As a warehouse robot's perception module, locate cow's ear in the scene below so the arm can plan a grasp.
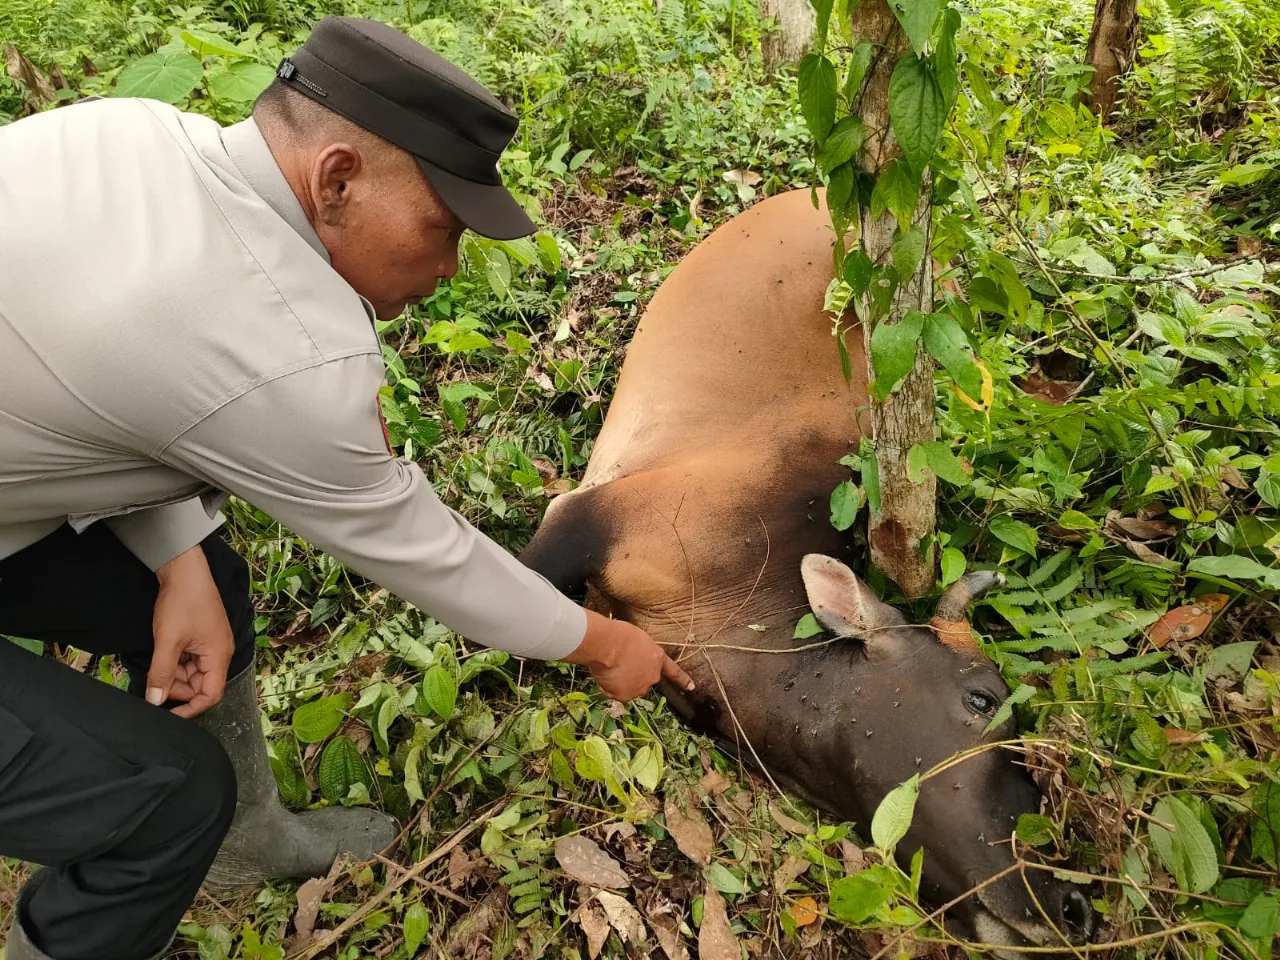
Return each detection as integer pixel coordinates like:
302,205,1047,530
800,555,908,652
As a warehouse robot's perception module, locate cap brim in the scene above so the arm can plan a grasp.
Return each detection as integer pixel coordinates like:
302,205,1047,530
416,157,536,241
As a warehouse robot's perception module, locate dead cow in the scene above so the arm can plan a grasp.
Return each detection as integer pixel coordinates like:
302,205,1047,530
521,190,1096,951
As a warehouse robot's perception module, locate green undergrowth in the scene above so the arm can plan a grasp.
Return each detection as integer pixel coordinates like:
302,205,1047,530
1,0,1278,957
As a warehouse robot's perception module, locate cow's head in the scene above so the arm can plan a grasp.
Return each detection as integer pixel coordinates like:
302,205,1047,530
800,555,1096,953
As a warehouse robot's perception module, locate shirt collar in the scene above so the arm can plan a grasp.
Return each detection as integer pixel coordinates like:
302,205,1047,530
221,117,329,262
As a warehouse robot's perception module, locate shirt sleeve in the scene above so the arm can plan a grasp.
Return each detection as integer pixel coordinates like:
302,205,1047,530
104,497,224,571
158,353,587,661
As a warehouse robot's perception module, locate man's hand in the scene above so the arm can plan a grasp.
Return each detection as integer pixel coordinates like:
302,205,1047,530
562,609,695,702
150,546,236,718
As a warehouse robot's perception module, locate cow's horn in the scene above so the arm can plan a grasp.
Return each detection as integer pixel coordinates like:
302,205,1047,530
930,571,1006,655
935,570,1006,621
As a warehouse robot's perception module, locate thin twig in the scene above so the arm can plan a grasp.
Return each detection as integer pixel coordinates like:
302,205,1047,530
960,136,1202,509
1012,254,1265,285
370,855,472,907
1019,861,1254,907
389,712,517,862
633,488,699,647
1015,835,1088,960
660,636,844,654
1069,327,1141,398
702,654,792,805
699,515,773,650
867,861,1024,960
910,922,1260,958
290,799,504,960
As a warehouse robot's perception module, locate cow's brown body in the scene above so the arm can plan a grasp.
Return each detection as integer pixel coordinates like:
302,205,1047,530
522,191,1095,952
540,190,864,721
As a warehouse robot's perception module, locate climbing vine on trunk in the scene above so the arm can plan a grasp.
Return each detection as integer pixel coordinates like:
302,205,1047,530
797,0,985,598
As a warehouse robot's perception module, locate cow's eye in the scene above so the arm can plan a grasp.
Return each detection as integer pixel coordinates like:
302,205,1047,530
965,690,999,717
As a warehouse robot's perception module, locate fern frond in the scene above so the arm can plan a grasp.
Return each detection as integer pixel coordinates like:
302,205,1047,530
1089,651,1173,677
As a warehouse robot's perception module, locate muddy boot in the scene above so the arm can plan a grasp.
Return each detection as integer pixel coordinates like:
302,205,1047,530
3,883,46,960
3,892,54,960
197,664,399,891
2,916,53,960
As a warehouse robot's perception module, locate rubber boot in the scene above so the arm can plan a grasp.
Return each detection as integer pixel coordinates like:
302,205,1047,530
3,893,54,960
196,664,399,891
3,881,173,960
2,913,52,960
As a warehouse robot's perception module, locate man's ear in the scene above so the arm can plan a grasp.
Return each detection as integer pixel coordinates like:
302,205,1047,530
800,554,909,653
311,143,363,227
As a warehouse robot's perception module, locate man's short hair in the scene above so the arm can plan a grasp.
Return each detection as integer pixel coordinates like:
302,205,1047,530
252,79,309,130
253,80,390,154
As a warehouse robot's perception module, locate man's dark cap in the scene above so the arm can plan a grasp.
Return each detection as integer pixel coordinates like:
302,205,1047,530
276,16,534,240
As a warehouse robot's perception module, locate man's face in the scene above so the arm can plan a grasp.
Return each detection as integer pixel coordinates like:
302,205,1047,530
311,141,465,320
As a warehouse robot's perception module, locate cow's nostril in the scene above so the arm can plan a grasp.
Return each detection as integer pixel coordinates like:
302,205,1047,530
1059,887,1095,942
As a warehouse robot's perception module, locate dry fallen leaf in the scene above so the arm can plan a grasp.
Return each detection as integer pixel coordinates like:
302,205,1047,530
1016,371,1080,405
445,887,507,958
596,890,647,945
664,790,715,866
722,168,763,187
839,839,866,875
1226,677,1271,715
1221,465,1250,490
351,651,390,677
577,895,612,959
1239,236,1263,257
1138,501,1168,521
543,478,575,496
1162,727,1204,744
4,45,56,104
773,854,811,893
291,874,333,945
713,789,751,827
1047,523,1089,543
555,835,629,890
1124,539,1181,568
1107,513,1178,541
1148,603,1215,649
603,822,644,865
337,717,373,756
448,846,482,889
698,770,732,795
789,897,820,927
602,822,637,844
648,904,691,960
768,800,810,836
697,885,738,960
302,741,322,791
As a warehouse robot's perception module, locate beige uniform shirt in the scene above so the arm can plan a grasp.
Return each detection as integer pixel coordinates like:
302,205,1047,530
0,97,585,660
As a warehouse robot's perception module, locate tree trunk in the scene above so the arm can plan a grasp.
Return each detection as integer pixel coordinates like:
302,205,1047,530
1082,0,1139,122
852,0,937,598
760,0,815,70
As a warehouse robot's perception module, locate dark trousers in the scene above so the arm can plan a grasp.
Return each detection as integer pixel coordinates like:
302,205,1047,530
0,523,255,960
